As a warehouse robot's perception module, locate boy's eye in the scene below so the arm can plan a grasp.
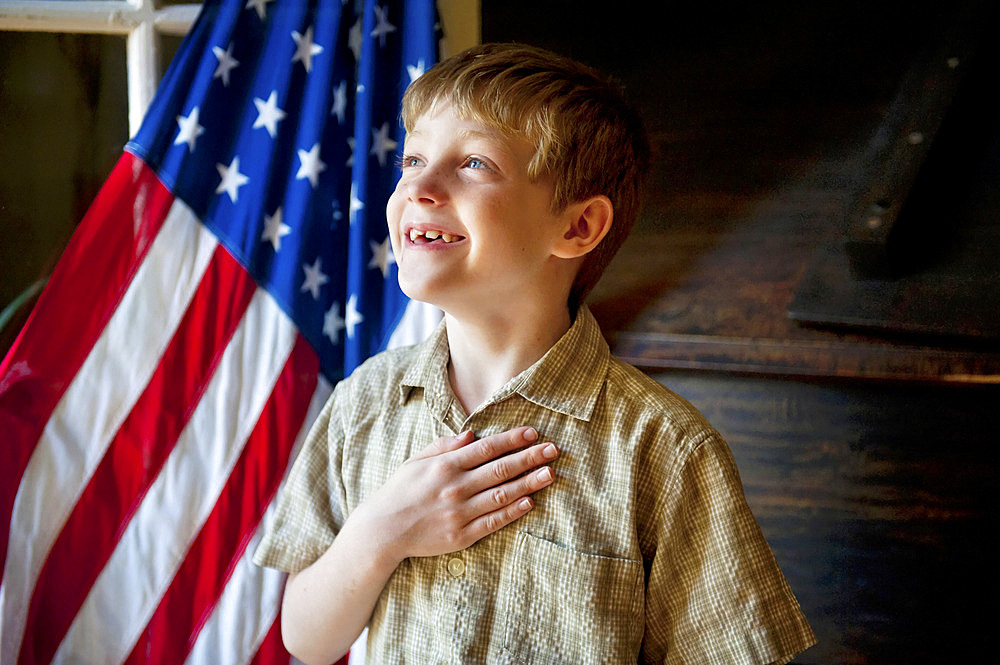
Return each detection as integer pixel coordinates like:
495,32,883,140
464,156,490,170
397,154,423,168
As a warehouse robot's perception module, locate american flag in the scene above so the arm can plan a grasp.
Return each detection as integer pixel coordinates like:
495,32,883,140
0,0,438,663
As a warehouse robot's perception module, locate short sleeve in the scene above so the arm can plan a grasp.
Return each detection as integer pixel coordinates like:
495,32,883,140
642,433,816,665
253,381,350,573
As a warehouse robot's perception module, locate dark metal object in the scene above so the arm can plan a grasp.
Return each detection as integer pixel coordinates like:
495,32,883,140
841,3,981,279
789,0,1000,341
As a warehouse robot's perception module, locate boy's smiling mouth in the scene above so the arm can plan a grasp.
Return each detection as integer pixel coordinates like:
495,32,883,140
407,228,466,244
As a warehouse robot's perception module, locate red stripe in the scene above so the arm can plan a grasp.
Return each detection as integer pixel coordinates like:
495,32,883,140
247,614,287,665
18,246,257,665
247,616,349,665
122,336,318,665
0,153,173,577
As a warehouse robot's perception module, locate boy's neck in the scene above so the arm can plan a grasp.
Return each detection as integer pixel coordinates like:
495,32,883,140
444,303,573,415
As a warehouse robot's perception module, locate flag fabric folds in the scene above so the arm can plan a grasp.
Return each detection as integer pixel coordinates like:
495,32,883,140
0,0,438,663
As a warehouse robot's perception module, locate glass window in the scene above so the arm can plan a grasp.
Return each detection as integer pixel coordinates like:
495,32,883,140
0,1,198,356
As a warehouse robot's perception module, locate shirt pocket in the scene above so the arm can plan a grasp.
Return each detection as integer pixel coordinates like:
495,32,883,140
498,530,644,664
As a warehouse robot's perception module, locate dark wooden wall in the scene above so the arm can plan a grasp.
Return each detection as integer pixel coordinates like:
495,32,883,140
658,372,999,663
482,1,1000,662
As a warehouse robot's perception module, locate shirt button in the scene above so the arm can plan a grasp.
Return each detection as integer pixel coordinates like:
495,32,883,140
446,557,466,577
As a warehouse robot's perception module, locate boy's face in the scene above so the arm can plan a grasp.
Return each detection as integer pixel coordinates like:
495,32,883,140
386,105,569,315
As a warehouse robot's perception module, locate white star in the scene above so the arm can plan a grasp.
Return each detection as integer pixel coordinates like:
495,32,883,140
406,59,426,83
212,43,240,86
349,183,364,225
215,157,249,202
291,26,324,73
348,19,363,61
370,122,398,167
260,207,290,251
174,106,205,152
296,143,327,188
345,293,364,339
301,257,330,299
370,5,397,47
245,0,275,20
253,90,287,138
368,237,396,278
330,80,347,124
323,302,346,344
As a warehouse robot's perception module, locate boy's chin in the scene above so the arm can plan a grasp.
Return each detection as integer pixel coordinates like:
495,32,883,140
397,279,444,308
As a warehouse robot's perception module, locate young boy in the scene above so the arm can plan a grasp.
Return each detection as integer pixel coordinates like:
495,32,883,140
254,43,816,665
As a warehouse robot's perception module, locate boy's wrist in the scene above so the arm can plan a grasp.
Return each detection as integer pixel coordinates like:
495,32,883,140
341,503,407,574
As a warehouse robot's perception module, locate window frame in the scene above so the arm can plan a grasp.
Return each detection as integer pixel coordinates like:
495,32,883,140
0,0,200,135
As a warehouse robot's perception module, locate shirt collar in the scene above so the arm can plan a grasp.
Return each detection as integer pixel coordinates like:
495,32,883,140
399,306,610,422
399,318,452,419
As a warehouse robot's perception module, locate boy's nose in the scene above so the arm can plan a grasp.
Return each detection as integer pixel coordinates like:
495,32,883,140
407,166,448,205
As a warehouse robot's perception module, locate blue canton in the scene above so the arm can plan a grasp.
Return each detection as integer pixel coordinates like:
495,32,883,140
126,0,439,381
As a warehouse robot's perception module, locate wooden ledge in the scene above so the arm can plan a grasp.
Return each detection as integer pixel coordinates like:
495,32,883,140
607,329,1000,385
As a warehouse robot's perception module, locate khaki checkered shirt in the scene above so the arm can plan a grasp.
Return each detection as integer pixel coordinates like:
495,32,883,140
254,307,815,664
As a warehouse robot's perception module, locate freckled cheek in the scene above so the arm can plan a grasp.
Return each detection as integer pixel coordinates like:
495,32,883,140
488,200,532,257
384,198,404,260
386,186,401,216
386,191,404,229
387,231,403,263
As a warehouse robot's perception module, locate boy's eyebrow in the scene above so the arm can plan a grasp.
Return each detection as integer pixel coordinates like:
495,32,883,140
405,127,521,162
406,126,510,147
455,127,506,142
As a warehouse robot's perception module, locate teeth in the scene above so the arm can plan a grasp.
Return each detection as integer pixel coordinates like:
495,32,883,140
408,228,461,243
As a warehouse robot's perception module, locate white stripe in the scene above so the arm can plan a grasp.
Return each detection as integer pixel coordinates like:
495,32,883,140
185,378,331,665
184,507,284,665
0,199,216,663
53,290,298,665
348,629,369,665
386,300,441,350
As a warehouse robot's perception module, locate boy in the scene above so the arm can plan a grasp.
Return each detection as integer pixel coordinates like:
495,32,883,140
254,43,816,664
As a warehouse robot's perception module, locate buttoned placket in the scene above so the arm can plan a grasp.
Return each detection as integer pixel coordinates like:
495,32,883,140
433,546,474,663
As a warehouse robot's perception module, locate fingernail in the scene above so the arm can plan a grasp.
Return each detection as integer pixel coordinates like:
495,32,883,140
523,427,538,442
537,467,553,482
542,443,558,459
519,498,533,510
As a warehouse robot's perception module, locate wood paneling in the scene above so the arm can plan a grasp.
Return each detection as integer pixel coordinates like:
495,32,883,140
660,371,1000,664
482,2,1000,663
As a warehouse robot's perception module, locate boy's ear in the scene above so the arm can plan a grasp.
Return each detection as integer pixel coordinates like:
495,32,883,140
553,195,614,259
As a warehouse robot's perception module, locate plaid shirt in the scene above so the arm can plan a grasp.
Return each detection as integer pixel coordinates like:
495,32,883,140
254,307,815,664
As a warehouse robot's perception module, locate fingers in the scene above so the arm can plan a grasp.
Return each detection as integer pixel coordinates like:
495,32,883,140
463,496,535,544
467,440,559,494
389,427,557,554
454,426,540,469
466,462,556,518
414,430,475,460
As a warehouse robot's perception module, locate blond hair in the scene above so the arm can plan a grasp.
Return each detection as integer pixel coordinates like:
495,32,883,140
401,43,650,308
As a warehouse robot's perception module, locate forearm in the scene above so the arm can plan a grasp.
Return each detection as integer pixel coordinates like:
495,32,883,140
281,511,400,665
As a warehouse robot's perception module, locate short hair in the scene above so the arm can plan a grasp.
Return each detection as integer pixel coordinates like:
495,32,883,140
401,42,650,309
